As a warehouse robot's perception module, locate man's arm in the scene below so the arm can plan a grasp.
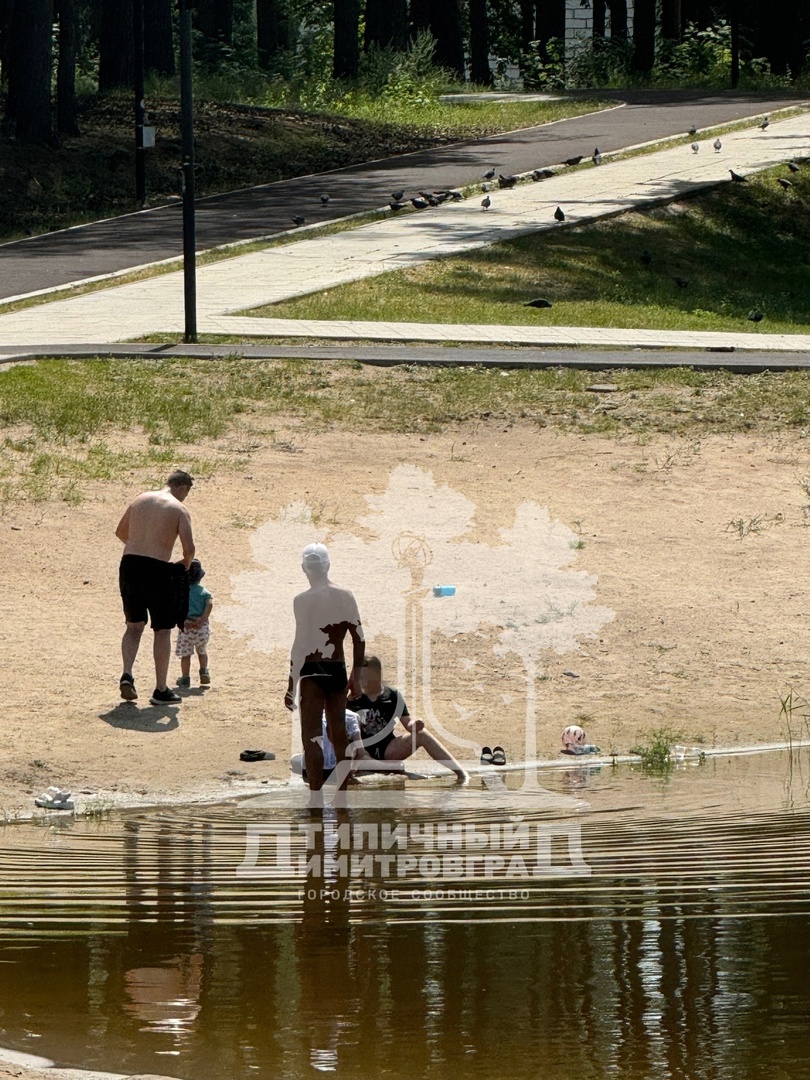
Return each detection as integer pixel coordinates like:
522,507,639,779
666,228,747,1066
115,506,131,544
346,591,365,698
347,622,365,699
177,508,195,568
285,595,303,710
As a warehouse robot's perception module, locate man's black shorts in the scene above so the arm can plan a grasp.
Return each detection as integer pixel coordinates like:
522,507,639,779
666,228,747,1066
299,660,348,695
120,554,188,631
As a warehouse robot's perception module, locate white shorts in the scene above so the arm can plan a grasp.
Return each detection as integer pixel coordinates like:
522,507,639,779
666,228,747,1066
176,623,210,657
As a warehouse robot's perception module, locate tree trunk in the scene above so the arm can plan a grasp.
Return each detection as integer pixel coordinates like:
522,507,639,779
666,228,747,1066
750,0,806,76
592,0,606,37
194,0,234,45
144,0,175,76
632,0,656,72
365,0,408,50
430,0,465,77
333,0,360,79
535,0,565,61
468,0,492,84
9,0,54,143
607,0,628,41
99,0,134,90
519,0,535,51
660,0,681,40
257,0,293,70
56,0,80,136
409,0,431,36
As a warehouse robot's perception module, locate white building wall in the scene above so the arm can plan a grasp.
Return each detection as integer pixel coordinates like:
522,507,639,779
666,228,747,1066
566,0,635,54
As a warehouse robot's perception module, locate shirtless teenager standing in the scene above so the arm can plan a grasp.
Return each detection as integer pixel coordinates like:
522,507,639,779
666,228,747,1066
116,470,196,705
284,544,365,802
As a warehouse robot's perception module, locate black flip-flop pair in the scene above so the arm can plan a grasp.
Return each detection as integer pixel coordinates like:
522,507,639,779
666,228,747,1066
480,746,506,766
239,749,276,762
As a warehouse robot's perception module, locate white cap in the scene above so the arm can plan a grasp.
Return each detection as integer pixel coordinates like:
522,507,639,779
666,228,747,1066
302,542,330,567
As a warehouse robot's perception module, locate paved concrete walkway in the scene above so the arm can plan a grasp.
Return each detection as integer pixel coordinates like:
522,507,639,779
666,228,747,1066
3,342,809,372
1,90,803,300
0,112,807,349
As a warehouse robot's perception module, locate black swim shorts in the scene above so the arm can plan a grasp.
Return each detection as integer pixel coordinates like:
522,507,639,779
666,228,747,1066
361,731,396,762
120,554,188,631
299,660,348,696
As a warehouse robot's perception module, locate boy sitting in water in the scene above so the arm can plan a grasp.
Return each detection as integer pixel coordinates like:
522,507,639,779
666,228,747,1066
348,656,468,783
291,709,405,782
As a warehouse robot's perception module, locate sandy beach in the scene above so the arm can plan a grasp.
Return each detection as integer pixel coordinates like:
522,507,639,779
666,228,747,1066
2,420,809,817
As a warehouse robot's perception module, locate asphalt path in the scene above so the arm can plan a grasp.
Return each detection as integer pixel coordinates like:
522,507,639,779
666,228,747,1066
1,342,808,372
0,89,805,301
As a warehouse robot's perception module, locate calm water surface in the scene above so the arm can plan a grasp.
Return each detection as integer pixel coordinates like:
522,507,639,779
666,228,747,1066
0,749,809,1079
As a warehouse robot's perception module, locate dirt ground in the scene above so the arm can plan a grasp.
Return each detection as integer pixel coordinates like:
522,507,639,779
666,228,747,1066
2,420,809,818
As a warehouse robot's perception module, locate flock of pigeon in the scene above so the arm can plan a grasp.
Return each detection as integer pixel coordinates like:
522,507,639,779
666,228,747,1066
288,115,800,234
287,114,802,322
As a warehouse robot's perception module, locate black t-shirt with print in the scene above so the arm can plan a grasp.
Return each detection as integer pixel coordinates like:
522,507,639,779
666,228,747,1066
347,685,409,744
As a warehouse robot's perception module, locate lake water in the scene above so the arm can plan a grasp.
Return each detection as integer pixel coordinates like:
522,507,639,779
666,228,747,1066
1,748,809,1079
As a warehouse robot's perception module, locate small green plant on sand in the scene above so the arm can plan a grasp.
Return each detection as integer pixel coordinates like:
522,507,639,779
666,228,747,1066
779,689,810,748
630,727,683,772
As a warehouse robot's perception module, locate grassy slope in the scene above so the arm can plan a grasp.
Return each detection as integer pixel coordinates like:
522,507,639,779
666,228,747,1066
0,95,603,241
248,164,810,334
7,357,810,506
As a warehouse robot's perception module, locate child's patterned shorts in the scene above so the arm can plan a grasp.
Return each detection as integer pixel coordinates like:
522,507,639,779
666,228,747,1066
176,623,210,657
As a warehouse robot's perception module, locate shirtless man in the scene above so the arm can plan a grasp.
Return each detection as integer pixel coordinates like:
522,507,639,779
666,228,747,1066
115,470,195,705
284,544,365,802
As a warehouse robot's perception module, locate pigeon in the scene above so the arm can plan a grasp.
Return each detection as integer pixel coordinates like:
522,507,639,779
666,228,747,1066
691,142,700,154
729,169,747,183
525,298,553,308
448,189,464,201
418,191,439,205
759,116,770,131
688,125,698,137
483,166,496,180
319,193,330,205
391,189,405,201
564,155,583,166
554,206,565,222
481,195,491,210
714,138,722,152
788,161,800,173
411,197,429,210
674,277,689,289
389,201,406,211
640,250,652,268
592,147,602,165
747,309,764,322
292,215,305,226
532,168,555,181
434,190,452,203
498,173,518,188
777,178,793,190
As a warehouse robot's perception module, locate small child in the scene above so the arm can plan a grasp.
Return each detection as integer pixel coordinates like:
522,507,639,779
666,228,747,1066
176,559,213,687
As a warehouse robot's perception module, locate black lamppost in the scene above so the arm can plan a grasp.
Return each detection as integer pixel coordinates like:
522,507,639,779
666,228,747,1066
179,0,197,343
133,0,146,204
